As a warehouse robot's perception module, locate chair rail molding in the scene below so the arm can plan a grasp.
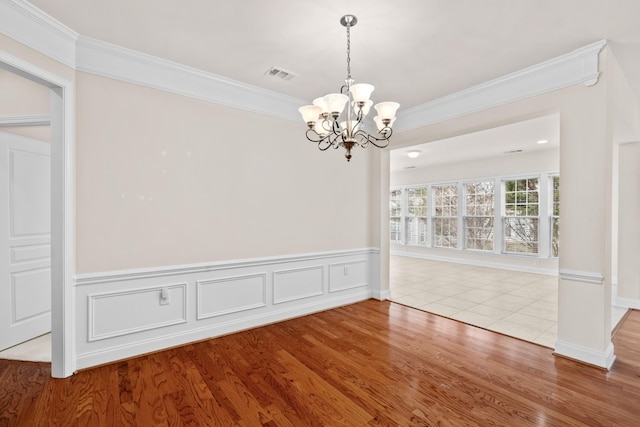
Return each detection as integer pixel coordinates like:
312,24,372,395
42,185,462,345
559,269,604,285
0,114,51,127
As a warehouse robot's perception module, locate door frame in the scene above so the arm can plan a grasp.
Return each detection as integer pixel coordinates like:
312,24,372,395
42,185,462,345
0,50,75,378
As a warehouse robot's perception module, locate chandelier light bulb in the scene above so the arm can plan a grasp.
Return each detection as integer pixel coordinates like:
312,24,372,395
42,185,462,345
312,97,329,115
374,102,400,121
349,83,375,104
298,105,321,126
323,93,349,116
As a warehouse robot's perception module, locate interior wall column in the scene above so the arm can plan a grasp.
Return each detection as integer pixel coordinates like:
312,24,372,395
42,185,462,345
554,50,615,369
616,141,640,308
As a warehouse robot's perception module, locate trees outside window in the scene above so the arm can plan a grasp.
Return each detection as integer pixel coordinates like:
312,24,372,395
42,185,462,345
390,189,402,243
465,182,494,251
406,187,428,245
433,184,458,248
391,172,558,258
503,177,539,255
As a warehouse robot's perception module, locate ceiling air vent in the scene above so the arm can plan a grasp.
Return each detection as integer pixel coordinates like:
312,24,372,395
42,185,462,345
264,66,297,81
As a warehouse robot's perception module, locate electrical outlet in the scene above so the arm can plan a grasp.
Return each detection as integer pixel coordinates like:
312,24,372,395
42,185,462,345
344,265,350,275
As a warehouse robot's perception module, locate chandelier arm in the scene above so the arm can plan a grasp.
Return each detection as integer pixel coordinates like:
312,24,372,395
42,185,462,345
353,128,392,149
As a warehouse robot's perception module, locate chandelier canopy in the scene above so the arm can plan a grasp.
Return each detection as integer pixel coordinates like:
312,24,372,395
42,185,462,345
298,15,399,162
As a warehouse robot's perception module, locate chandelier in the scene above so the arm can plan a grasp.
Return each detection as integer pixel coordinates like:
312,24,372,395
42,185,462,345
298,15,400,162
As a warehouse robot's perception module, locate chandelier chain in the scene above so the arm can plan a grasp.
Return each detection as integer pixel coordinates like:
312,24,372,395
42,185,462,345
346,21,351,80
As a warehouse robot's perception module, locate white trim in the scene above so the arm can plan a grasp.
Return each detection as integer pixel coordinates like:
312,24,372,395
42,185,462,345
0,114,51,127
75,248,379,285
0,0,77,67
559,269,604,285
396,40,607,132
554,341,616,370
0,49,76,378
73,249,377,370
391,250,558,276
75,36,305,122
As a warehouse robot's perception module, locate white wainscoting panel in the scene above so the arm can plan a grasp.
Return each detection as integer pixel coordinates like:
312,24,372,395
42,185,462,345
329,260,368,293
88,283,187,342
197,273,266,320
273,266,324,304
74,248,379,370
12,268,51,322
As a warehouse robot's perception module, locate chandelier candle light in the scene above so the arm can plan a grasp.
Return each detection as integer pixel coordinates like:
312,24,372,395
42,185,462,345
298,15,400,162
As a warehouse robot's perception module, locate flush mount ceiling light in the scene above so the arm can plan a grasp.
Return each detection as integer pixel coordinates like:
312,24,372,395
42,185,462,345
298,15,400,162
406,150,421,158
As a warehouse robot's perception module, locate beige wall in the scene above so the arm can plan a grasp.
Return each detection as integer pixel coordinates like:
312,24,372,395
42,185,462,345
75,72,376,273
0,68,51,141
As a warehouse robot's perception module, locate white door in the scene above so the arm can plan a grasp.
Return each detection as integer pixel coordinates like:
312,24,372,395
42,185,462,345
0,130,51,352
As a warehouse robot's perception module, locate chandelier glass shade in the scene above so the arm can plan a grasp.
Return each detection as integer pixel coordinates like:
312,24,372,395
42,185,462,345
298,15,399,162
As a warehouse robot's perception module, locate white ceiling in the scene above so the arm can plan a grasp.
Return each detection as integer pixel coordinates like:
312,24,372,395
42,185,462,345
389,114,559,172
26,0,640,166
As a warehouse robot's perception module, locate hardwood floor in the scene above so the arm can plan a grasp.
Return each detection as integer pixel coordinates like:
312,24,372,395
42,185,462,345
1,300,639,426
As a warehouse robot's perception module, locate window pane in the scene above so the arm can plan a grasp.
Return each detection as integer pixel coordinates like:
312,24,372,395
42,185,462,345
464,182,495,251
390,189,403,243
465,217,494,251
433,184,458,248
390,218,401,243
406,217,428,245
405,186,428,245
433,218,457,248
551,176,560,257
504,217,539,254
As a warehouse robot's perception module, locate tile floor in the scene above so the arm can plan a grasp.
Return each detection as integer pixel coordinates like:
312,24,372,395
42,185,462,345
0,333,51,362
390,255,559,347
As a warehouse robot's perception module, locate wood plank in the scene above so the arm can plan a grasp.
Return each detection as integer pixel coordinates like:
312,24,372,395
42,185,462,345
1,301,639,425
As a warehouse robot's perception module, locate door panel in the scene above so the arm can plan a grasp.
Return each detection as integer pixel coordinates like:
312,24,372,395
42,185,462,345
0,131,51,352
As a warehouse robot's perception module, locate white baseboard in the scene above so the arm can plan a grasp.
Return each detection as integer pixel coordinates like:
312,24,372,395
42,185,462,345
391,250,558,276
74,248,380,371
615,296,640,310
554,340,616,370
372,289,391,301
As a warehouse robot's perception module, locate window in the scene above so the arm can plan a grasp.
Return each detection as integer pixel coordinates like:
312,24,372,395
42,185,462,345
464,182,494,251
390,189,402,243
551,176,559,257
406,187,428,245
433,184,458,248
503,177,539,255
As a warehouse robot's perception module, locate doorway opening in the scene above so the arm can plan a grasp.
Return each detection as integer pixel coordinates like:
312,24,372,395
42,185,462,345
0,50,74,378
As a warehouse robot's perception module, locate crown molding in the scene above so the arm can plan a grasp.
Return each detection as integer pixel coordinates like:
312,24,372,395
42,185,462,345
75,36,305,122
0,0,77,67
396,40,607,133
0,0,607,127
